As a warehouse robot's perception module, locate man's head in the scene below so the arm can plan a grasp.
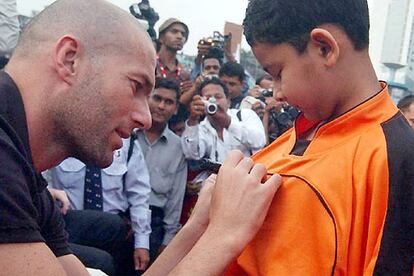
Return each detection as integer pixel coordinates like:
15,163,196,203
158,18,189,52
7,0,156,168
149,78,180,126
168,104,188,137
219,62,245,99
256,74,273,90
397,95,414,130
197,77,230,114
202,48,223,76
244,0,371,121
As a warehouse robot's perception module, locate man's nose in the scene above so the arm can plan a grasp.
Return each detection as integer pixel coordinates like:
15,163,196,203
131,100,152,130
176,32,184,40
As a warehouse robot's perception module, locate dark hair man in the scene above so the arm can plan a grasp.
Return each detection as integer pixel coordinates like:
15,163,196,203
219,62,246,109
156,18,189,83
224,0,414,274
182,77,266,162
135,78,188,262
0,0,155,274
0,0,282,274
49,138,151,275
397,95,414,129
180,49,223,106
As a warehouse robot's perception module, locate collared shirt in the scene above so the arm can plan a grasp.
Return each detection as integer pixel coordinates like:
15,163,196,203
0,0,20,57
136,127,187,245
0,71,71,256
182,108,266,162
49,139,151,249
156,55,184,85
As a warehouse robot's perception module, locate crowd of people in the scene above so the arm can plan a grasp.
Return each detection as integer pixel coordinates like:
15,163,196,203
0,0,413,275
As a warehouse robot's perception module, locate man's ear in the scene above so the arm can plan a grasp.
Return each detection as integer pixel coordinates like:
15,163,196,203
309,28,339,67
54,35,81,84
158,34,165,45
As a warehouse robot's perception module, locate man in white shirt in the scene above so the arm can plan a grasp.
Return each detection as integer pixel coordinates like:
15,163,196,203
49,138,151,275
182,77,266,163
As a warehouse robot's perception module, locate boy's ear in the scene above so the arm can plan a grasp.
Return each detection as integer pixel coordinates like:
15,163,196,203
309,28,339,67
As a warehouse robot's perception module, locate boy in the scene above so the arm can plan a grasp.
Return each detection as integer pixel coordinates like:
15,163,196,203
225,0,414,274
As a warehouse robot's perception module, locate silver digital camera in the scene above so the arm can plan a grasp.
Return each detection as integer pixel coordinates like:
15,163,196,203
202,97,218,115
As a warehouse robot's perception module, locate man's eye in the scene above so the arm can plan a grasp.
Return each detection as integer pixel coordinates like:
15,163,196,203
133,81,144,95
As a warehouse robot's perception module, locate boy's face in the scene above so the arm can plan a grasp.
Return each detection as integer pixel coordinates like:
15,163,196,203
252,41,332,122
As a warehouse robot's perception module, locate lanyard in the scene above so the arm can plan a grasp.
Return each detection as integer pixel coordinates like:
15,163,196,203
156,55,181,81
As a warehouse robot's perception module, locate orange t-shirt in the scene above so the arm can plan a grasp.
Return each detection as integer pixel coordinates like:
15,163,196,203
225,83,414,275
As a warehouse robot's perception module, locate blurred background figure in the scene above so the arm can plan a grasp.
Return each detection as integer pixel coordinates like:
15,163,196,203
0,0,20,69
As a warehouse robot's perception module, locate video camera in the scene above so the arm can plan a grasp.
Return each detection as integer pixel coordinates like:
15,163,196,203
198,31,231,54
129,0,159,41
258,88,300,128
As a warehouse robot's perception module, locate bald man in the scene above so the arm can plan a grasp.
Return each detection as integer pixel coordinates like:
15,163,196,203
0,0,155,275
0,0,281,275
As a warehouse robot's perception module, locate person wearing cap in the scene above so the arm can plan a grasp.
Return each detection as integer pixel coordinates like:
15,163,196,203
156,18,189,84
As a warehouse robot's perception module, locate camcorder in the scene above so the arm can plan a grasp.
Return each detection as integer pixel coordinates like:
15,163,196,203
258,88,300,128
129,0,159,41
198,31,231,54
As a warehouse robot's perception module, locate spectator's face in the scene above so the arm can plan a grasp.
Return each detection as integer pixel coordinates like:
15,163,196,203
160,23,187,51
201,83,229,114
59,37,155,167
220,75,243,99
402,103,414,130
148,88,178,125
259,78,273,90
203,58,220,76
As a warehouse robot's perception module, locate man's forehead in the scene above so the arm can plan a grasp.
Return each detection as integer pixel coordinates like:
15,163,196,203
168,23,186,31
203,84,224,93
221,75,240,84
153,87,176,97
204,58,220,65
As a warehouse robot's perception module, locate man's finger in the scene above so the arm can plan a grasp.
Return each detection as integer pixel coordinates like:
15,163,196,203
221,150,244,169
249,163,267,180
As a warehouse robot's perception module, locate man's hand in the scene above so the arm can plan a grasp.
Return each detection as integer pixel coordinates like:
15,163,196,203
248,85,263,98
195,43,211,65
252,102,265,119
48,188,70,215
180,80,193,96
188,95,206,126
134,248,150,271
206,150,282,252
264,97,283,114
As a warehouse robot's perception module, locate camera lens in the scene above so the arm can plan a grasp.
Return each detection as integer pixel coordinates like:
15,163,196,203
206,103,218,115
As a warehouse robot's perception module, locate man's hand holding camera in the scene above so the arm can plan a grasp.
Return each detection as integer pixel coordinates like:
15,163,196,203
188,95,231,129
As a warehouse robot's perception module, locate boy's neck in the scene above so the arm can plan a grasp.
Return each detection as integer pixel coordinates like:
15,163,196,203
332,52,381,119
